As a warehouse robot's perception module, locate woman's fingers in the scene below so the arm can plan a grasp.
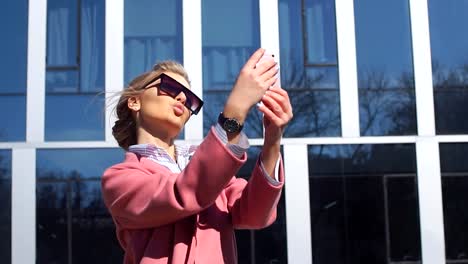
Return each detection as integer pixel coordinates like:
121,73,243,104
261,88,293,116
260,92,293,127
243,48,266,70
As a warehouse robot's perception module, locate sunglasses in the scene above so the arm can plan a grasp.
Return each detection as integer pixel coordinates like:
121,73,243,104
144,73,203,115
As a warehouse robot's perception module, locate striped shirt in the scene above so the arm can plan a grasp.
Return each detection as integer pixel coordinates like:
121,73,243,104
129,124,280,185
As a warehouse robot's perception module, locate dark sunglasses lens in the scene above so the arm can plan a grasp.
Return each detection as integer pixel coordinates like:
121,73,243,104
160,75,203,114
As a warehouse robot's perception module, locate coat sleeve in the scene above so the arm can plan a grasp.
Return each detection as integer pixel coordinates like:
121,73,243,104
101,128,246,229
225,156,285,229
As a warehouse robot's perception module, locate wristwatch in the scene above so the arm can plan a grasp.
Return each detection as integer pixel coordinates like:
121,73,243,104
218,112,244,133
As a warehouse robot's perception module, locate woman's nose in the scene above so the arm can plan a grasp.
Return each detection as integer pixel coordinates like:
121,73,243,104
175,92,187,104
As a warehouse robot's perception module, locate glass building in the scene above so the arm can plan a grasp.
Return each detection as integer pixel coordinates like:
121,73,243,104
1,0,467,263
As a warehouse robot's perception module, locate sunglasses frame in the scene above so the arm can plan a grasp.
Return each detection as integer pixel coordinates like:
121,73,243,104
143,73,203,115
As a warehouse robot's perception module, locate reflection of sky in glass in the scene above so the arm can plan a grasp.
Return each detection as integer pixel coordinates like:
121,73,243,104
124,0,183,84
303,0,337,64
278,0,341,137
0,1,28,93
37,148,124,179
354,0,414,88
428,0,468,135
45,0,105,141
429,1,468,67
45,95,105,141
0,96,26,141
0,2,27,142
202,0,261,137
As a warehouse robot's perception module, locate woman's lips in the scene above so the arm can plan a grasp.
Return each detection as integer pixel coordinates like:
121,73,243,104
173,103,185,116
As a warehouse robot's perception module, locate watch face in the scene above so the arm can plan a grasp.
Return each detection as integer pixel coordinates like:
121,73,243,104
223,119,241,133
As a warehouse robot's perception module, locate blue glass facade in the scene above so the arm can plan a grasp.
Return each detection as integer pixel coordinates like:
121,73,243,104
354,0,417,136
0,1,28,141
45,0,106,141
202,0,262,138
36,149,124,263
429,0,468,135
279,0,341,137
0,1,467,263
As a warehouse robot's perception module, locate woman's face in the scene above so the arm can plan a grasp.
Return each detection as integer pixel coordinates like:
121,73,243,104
129,71,191,137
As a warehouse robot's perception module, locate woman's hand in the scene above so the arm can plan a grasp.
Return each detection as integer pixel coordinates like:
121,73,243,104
258,86,293,146
257,85,293,178
223,48,279,123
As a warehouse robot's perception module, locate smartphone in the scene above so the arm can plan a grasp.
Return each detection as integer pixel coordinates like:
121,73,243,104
256,51,278,107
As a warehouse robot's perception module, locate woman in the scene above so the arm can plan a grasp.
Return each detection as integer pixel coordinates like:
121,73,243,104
102,48,293,264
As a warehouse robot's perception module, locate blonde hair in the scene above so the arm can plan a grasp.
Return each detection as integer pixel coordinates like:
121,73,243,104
112,61,190,150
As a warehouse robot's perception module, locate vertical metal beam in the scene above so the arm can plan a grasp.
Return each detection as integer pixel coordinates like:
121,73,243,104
183,0,204,140
416,139,445,264
283,144,312,263
335,0,360,137
27,0,47,142
105,0,124,143
409,0,436,136
12,149,36,264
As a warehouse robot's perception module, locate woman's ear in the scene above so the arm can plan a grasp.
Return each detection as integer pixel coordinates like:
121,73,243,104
127,96,141,112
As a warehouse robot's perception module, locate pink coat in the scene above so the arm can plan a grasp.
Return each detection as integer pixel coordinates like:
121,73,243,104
102,129,285,264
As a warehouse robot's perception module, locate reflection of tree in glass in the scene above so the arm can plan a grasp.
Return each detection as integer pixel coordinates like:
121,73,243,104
359,70,417,136
36,169,123,263
282,63,340,137
432,60,468,134
0,153,11,261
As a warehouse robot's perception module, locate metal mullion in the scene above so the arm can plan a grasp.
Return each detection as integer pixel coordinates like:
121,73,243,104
76,0,82,94
27,0,47,142
46,65,80,71
415,138,445,264
0,92,27,96
105,0,124,143
304,62,339,67
46,91,101,96
183,0,203,140
335,0,360,138
12,148,36,264
283,144,312,264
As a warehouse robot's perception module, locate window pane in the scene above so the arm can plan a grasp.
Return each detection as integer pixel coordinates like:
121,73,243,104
72,180,123,263
0,96,26,141
37,149,124,264
308,144,421,263
45,94,105,141
0,1,28,142
0,150,11,263
37,181,69,264
202,0,261,137
440,144,468,263
46,70,80,93
0,1,28,93
45,0,105,141
81,0,105,93
304,0,337,64
237,147,288,263
429,1,468,134
37,149,124,179
124,0,183,84
354,0,417,136
47,0,78,67
359,90,417,135
279,0,341,137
